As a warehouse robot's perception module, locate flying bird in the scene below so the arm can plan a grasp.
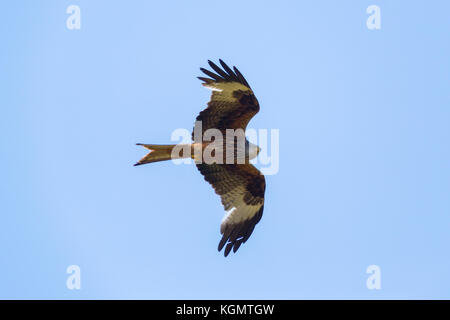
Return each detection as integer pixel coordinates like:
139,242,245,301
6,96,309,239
135,60,265,257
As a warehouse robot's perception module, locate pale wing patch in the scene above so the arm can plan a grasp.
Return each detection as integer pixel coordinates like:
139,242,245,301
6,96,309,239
220,195,263,234
203,81,250,92
203,82,252,103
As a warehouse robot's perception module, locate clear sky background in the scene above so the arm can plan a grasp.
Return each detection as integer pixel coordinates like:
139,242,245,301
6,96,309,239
1,1,449,299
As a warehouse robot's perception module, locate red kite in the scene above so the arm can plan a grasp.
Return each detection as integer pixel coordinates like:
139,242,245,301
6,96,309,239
135,60,265,256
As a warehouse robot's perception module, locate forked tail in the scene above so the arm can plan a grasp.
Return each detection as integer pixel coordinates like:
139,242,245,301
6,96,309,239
134,143,190,166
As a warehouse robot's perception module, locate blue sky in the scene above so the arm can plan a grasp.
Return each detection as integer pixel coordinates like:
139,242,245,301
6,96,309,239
1,1,449,299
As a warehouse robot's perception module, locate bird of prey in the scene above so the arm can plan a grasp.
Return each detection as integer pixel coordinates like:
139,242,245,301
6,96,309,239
135,60,265,257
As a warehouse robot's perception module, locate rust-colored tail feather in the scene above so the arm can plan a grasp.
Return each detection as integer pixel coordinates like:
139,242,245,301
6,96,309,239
134,144,178,166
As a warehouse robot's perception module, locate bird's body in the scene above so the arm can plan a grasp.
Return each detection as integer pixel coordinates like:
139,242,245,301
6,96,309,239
136,140,260,164
135,60,266,256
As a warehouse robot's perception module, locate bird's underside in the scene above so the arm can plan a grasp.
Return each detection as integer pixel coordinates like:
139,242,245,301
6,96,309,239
135,60,266,257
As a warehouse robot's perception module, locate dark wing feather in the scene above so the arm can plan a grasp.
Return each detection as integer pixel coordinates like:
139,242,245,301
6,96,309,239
200,68,222,81
192,60,259,141
208,60,229,79
196,163,266,257
233,66,250,88
219,59,239,82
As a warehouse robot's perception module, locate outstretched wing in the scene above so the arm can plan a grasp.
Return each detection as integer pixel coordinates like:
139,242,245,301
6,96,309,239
192,60,260,141
196,163,266,257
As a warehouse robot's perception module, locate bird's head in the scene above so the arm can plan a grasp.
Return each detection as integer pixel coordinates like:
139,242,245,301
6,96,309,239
246,141,260,160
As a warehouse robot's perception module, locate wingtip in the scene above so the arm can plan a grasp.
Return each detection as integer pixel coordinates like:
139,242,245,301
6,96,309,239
218,239,226,252
197,76,212,82
233,241,242,253
224,243,233,257
219,59,230,69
